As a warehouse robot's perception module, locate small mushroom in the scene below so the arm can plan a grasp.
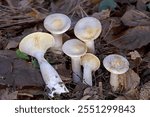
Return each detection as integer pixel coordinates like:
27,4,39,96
81,53,100,86
62,39,87,83
44,13,71,54
103,54,129,92
19,32,69,97
74,17,102,53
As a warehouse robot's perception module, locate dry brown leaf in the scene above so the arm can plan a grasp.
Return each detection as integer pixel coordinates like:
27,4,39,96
136,0,150,11
51,0,78,14
128,50,141,60
5,40,18,49
0,88,18,100
106,26,150,50
143,52,150,68
115,96,127,100
81,95,91,100
118,69,140,92
54,64,72,83
83,87,100,98
115,88,140,100
140,81,150,99
121,9,150,27
92,9,110,20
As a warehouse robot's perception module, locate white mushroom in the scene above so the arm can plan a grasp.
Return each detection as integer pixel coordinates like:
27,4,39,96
74,17,102,53
62,39,87,83
44,13,71,54
81,53,100,86
103,54,129,92
19,32,69,97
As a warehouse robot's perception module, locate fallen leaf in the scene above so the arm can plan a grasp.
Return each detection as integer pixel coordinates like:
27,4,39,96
136,0,147,11
118,69,140,92
92,9,110,20
115,88,140,100
128,50,141,60
106,26,150,50
5,40,18,49
121,9,150,27
0,50,17,59
81,95,91,100
0,57,12,77
83,86,100,99
140,81,150,99
115,96,127,100
51,0,78,14
0,88,18,100
54,64,72,83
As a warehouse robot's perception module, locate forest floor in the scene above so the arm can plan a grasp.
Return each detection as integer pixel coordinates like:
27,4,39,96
0,0,150,100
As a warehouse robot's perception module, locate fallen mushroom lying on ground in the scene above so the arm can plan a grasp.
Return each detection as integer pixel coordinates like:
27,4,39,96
19,32,69,97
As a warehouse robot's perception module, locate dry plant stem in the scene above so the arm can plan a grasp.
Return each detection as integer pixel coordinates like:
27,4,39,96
35,52,69,97
71,57,82,83
85,40,95,54
51,34,63,54
83,66,92,86
110,73,119,92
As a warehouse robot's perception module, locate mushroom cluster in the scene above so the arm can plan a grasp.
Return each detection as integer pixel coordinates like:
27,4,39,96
18,13,130,97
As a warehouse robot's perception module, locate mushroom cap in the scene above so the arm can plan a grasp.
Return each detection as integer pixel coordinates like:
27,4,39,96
44,13,71,34
81,53,100,71
74,17,102,42
103,54,129,74
19,32,55,57
62,39,87,57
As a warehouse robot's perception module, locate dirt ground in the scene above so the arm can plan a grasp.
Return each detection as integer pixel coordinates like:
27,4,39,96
0,0,150,100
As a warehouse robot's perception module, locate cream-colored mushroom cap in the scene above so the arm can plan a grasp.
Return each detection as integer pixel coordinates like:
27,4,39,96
103,54,129,74
62,39,87,57
81,53,100,71
19,32,55,57
74,17,102,41
44,13,71,34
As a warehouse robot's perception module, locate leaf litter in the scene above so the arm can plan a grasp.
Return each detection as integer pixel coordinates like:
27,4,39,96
0,0,150,100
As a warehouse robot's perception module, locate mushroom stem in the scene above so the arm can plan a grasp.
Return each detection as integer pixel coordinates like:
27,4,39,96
71,57,82,83
35,52,69,97
85,40,95,53
110,73,119,91
83,66,92,86
51,34,63,54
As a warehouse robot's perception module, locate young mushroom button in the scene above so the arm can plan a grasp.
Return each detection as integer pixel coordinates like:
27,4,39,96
44,13,71,54
103,54,129,92
19,32,69,97
74,17,102,54
81,53,100,86
62,39,87,83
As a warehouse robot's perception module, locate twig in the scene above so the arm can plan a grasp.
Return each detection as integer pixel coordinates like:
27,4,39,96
5,0,16,13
